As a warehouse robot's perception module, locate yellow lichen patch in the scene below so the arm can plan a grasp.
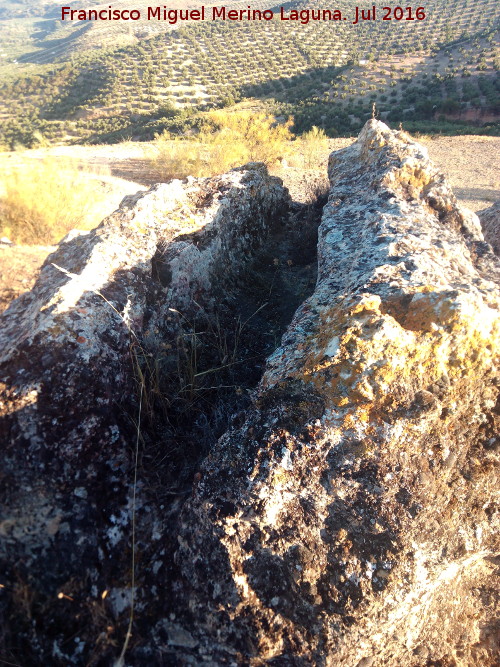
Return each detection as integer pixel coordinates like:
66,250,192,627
414,285,438,294
181,216,205,232
357,409,371,424
298,298,385,381
386,162,433,200
303,289,498,419
129,219,150,235
270,468,290,490
342,411,360,431
45,324,68,339
349,294,383,316
361,133,388,159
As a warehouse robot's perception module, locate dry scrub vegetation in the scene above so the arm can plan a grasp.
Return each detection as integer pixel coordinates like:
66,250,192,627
0,119,497,250
152,111,328,179
0,113,328,244
0,157,113,244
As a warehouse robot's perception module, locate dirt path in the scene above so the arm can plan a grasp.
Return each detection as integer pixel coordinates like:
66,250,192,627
419,135,499,213
15,143,160,186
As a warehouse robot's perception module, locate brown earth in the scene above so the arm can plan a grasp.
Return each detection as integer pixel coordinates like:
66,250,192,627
0,243,56,312
0,134,498,314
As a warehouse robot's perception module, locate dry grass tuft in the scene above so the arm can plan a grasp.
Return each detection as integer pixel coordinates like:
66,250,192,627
298,126,329,170
0,158,111,244
152,111,294,180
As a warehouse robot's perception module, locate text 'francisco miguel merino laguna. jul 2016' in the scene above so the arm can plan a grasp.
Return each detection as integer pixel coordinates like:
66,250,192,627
60,5,427,26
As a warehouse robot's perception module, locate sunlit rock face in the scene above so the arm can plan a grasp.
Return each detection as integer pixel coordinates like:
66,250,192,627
173,121,500,666
0,164,290,664
479,200,500,256
0,123,498,666
0,163,288,461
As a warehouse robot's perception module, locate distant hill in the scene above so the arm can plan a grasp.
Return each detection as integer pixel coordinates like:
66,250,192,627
0,0,498,146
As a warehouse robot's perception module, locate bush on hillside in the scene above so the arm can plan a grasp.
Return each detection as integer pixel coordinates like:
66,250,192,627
299,126,329,169
153,111,294,179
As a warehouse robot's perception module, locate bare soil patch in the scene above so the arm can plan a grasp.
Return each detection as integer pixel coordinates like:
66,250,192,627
420,135,500,213
0,244,54,313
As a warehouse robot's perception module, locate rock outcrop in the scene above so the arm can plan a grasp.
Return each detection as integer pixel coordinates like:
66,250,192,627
0,123,498,666
171,121,500,666
478,200,500,256
0,164,291,664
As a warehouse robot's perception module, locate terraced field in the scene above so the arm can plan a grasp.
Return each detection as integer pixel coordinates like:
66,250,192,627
0,0,499,146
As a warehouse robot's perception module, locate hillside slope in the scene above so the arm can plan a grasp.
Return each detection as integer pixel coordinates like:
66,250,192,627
0,0,498,146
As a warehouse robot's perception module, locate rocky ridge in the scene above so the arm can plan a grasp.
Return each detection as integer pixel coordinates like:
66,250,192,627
0,121,498,666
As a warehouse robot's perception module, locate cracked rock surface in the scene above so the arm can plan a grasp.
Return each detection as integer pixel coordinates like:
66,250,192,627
0,164,291,665
0,123,498,666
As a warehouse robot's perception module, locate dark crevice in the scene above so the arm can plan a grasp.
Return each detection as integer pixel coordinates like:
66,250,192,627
137,193,326,503
109,192,327,664
0,187,327,666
